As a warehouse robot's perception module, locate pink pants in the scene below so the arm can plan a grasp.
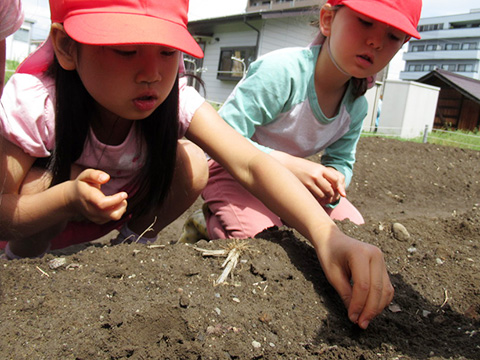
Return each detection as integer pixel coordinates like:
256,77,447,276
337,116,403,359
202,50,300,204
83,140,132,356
202,160,364,239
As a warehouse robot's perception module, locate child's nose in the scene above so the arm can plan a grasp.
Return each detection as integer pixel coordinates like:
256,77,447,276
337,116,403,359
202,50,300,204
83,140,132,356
367,31,384,50
136,56,162,84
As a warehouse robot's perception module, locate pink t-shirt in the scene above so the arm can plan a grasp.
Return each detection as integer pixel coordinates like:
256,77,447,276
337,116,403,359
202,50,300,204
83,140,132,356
0,0,23,40
0,73,205,195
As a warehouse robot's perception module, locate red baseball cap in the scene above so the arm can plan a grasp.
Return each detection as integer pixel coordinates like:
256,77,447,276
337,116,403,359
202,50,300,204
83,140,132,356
327,0,422,39
17,0,203,74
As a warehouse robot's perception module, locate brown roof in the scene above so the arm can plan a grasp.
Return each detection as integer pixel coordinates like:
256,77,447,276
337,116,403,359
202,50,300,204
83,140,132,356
417,69,480,103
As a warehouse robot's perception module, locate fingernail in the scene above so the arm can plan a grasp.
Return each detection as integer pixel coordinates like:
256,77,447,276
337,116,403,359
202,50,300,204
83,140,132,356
360,320,369,329
349,313,359,323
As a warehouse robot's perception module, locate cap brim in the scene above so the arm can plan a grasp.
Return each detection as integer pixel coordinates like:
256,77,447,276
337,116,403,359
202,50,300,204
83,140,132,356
64,13,204,58
343,1,421,39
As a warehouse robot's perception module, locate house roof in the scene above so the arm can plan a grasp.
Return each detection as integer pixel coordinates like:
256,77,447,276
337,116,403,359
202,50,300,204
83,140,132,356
189,6,317,25
417,69,480,103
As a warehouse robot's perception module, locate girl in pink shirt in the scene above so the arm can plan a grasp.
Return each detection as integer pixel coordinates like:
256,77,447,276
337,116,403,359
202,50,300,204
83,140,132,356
0,0,397,329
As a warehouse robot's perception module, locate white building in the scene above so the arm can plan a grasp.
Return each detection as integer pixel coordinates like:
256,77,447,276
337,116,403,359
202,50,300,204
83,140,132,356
401,9,480,81
5,18,40,64
187,0,320,104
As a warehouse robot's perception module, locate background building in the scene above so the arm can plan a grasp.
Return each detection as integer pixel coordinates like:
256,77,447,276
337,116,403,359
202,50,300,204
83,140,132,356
401,9,480,81
187,0,319,104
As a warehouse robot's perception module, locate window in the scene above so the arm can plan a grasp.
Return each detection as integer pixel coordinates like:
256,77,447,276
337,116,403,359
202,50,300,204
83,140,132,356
250,1,271,7
445,43,460,50
408,64,422,71
217,47,256,80
426,44,441,51
461,42,478,50
423,64,436,71
13,28,30,42
458,64,474,72
441,64,456,71
418,23,444,32
411,45,425,52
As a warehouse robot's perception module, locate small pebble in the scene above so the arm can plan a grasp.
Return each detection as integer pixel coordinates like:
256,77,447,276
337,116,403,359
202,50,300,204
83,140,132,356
392,223,410,242
48,257,67,269
252,340,261,348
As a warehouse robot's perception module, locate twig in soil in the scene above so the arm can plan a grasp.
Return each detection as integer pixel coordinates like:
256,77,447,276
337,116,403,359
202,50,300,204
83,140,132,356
135,217,157,243
193,240,254,286
35,266,50,278
121,217,157,244
147,244,165,249
440,289,450,308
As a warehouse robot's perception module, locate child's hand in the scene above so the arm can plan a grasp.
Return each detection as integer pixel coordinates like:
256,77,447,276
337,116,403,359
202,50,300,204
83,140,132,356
315,230,394,329
66,169,128,224
271,152,346,204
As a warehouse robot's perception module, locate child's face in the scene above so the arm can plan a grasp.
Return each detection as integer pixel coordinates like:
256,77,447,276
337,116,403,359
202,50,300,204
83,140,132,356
74,43,180,120
326,6,406,78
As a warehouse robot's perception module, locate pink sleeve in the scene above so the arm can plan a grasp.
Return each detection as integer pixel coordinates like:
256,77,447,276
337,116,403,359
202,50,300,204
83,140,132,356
178,77,205,138
0,73,56,157
0,0,24,40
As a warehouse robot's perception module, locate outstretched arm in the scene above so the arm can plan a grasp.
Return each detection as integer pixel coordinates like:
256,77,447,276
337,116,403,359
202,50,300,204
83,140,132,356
186,102,393,329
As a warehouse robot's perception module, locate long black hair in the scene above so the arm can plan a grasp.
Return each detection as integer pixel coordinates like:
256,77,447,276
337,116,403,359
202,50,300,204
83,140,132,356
47,55,179,219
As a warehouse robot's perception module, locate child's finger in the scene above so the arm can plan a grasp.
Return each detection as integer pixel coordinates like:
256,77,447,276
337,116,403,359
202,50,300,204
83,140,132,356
314,177,335,198
336,183,347,198
97,192,128,210
321,168,346,197
356,268,394,329
106,199,128,221
348,249,391,329
328,268,354,310
77,168,111,186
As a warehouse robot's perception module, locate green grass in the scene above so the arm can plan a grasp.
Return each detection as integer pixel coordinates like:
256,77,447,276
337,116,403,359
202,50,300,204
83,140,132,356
4,59,20,85
427,128,480,150
362,128,480,151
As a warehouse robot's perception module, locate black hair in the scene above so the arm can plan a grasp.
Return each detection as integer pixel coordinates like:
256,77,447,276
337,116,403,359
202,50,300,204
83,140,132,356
47,55,179,219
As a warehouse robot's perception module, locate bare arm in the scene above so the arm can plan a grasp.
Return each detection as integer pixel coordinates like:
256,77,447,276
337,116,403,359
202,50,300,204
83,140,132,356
269,150,346,204
186,102,393,329
0,139,128,240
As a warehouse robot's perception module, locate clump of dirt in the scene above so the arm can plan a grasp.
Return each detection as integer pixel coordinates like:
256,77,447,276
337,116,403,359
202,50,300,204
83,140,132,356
1,137,479,359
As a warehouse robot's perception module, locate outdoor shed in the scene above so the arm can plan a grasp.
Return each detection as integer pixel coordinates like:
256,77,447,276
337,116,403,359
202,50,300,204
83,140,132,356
378,80,440,139
417,69,480,131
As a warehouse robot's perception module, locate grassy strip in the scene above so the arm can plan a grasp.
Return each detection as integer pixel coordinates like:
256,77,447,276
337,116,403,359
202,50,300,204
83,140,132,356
362,129,480,151
4,59,20,84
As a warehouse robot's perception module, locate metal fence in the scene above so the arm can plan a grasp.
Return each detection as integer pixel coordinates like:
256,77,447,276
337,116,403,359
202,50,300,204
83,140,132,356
362,126,480,151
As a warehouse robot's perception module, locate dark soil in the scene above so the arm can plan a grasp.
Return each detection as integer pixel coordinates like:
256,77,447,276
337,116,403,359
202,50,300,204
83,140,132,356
1,137,479,359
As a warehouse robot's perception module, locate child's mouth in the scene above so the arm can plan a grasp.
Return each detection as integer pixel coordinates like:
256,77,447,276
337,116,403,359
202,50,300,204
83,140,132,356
133,95,158,111
358,54,372,63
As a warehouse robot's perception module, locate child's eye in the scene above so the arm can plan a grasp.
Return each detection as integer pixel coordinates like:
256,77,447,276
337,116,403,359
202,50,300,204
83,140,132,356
113,49,137,56
388,33,401,42
161,49,178,57
358,17,372,27
108,46,137,56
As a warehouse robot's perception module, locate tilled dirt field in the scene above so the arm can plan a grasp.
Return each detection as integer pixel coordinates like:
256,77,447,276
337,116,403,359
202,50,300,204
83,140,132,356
1,137,479,359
